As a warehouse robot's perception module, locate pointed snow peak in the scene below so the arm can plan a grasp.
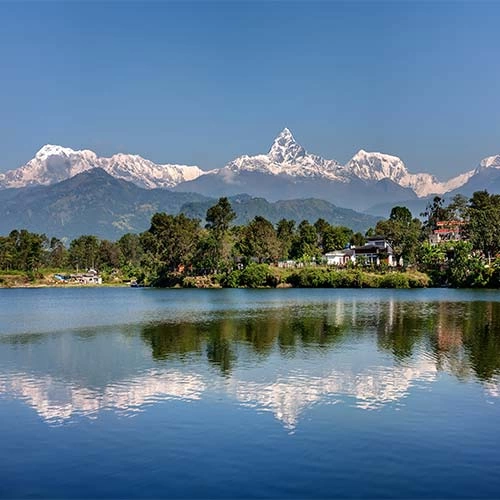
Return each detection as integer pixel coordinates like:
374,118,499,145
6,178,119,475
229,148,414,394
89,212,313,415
268,127,305,163
278,127,293,139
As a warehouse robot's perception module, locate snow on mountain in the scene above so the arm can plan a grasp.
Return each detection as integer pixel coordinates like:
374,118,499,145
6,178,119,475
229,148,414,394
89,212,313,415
224,128,346,181
0,130,497,198
221,130,477,197
103,153,204,189
344,149,475,197
475,154,500,173
0,145,204,190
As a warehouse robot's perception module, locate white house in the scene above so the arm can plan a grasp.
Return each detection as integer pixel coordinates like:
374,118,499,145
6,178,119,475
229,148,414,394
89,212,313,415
324,249,355,266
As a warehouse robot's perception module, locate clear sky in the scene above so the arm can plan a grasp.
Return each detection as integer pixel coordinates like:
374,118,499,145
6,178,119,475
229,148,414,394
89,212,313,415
1,0,499,178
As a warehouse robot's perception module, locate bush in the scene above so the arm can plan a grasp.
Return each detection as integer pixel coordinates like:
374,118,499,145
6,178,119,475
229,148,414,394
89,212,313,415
286,268,330,287
379,273,410,288
222,270,242,288
240,263,272,288
407,271,430,288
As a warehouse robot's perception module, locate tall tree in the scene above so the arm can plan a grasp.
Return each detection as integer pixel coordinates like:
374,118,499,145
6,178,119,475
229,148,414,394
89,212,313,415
276,219,296,260
421,196,448,238
290,220,320,261
69,235,100,270
465,191,500,261
205,197,236,235
238,216,280,263
142,213,201,272
205,198,236,271
376,206,422,265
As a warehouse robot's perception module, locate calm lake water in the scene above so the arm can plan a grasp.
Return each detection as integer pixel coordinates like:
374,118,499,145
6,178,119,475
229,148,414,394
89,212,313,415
1,288,500,498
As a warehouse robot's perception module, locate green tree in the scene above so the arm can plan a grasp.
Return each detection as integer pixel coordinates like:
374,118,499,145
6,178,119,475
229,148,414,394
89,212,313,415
290,220,321,262
320,224,353,253
238,216,280,264
205,197,236,272
421,196,448,238
205,197,236,234
142,213,201,273
69,235,100,270
276,218,296,259
375,206,422,265
97,240,122,270
47,237,67,269
350,232,366,247
118,233,143,267
464,191,500,262
417,241,447,285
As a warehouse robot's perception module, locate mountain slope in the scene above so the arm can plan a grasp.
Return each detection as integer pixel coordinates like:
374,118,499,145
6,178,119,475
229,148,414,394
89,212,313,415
180,194,380,233
0,169,210,240
447,155,500,198
0,170,380,240
176,164,418,211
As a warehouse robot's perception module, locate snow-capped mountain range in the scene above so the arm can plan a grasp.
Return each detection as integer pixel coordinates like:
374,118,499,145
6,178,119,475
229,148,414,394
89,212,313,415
1,128,498,200
0,144,204,190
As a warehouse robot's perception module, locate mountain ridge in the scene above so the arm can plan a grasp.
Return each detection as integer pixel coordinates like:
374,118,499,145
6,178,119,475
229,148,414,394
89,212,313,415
0,169,380,240
1,128,499,208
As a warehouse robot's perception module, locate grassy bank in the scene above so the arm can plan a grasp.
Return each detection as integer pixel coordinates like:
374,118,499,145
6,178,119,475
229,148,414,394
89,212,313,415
180,264,430,289
0,265,430,289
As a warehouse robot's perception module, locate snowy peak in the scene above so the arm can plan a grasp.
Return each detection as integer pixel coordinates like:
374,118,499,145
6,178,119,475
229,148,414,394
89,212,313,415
346,150,409,183
35,144,97,162
0,145,204,190
476,154,500,173
1,131,498,199
224,128,344,180
345,149,478,197
268,128,306,163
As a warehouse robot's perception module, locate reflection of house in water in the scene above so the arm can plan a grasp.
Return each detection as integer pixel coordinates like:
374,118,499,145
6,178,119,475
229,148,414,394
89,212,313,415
436,303,464,351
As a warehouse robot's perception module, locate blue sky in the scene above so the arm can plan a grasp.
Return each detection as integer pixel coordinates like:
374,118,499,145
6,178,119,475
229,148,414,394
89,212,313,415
1,1,499,178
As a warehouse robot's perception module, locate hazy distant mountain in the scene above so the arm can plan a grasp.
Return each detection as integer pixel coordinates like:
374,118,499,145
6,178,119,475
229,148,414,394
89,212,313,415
181,194,380,233
0,169,380,240
446,155,500,198
369,154,500,218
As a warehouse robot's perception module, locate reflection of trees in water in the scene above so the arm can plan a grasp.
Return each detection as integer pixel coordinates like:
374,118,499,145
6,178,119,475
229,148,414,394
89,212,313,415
462,302,500,381
141,300,500,382
376,302,435,360
375,300,500,382
141,308,348,374
141,322,204,361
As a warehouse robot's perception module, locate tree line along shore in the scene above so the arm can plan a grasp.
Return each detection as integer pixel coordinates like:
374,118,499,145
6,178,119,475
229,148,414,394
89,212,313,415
1,191,500,289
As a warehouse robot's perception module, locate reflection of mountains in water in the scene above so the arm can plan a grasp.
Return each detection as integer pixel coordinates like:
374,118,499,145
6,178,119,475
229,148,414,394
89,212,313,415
0,369,206,424
0,356,442,428
1,298,500,428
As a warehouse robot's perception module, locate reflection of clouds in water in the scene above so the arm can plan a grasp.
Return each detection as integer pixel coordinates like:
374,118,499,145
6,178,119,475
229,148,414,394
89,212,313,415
484,380,500,399
229,358,439,429
2,360,499,429
0,370,206,424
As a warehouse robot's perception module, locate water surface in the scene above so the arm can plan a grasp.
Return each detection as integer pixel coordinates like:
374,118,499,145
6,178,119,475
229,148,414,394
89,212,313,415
1,288,500,498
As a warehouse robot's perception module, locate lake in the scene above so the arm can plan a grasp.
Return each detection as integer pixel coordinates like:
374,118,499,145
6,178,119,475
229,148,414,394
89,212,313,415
1,288,500,498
